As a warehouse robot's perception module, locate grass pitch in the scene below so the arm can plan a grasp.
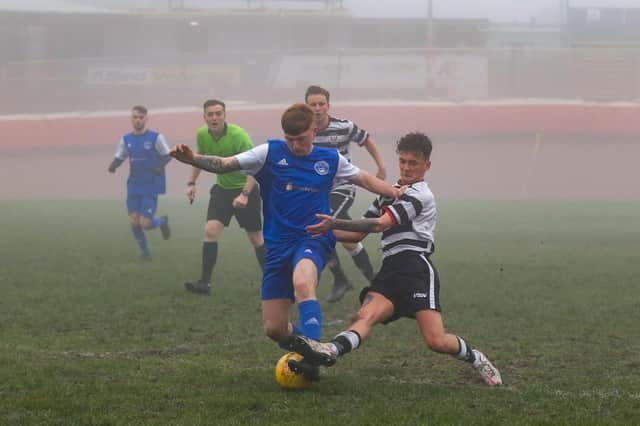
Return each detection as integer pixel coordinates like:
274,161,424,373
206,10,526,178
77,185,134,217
1,199,639,425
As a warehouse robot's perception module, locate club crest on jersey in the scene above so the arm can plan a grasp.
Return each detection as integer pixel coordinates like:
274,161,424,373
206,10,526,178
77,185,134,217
314,160,330,175
144,140,153,150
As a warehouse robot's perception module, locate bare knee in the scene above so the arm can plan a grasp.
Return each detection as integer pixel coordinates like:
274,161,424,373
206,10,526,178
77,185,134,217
246,231,264,248
139,217,152,230
128,214,141,227
293,279,315,301
341,241,358,252
292,263,317,301
204,221,223,241
203,227,217,240
416,310,456,354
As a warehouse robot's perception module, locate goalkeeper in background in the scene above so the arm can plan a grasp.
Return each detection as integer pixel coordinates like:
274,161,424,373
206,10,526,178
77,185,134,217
108,105,171,260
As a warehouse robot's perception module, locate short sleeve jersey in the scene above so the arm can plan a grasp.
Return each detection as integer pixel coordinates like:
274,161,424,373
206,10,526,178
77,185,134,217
313,116,369,162
196,123,253,189
364,181,437,258
313,116,369,191
236,139,359,247
115,129,170,195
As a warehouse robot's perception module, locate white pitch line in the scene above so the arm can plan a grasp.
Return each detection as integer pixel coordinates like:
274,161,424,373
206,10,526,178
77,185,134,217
1,99,639,122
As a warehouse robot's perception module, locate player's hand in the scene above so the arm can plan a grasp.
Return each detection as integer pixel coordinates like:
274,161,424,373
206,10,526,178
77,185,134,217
376,167,387,181
393,185,408,199
305,213,334,237
151,167,163,176
186,185,196,204
232,193,248,209
108,158,123,174
170,144,195,164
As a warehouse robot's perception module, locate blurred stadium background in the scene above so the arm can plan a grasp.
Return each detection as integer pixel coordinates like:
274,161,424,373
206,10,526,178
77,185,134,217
2,3,640,424
0,0,638,200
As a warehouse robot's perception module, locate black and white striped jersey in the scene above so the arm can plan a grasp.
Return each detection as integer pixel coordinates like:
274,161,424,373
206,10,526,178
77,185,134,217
364,181,436,258
314,116,368,192
313,116,369,163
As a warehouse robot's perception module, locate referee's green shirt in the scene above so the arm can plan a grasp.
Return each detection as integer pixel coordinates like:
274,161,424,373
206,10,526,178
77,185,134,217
196,123,253,189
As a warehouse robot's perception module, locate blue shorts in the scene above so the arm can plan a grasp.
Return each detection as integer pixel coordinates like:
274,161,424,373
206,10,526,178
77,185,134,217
126,193,158,218
262,237,334,301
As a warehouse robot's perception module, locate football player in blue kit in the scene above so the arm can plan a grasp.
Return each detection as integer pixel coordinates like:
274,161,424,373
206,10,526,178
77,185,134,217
170,103,403,380
108,105,171,260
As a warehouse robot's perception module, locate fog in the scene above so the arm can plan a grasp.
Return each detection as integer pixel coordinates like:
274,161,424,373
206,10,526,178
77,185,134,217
0,0,639,200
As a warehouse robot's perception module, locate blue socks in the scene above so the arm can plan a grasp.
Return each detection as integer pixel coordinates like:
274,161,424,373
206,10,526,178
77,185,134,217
298,300,322,340
277,301,322,351
291,324,304,336
131,225,149,257
131,217,167,257
149,216,167,229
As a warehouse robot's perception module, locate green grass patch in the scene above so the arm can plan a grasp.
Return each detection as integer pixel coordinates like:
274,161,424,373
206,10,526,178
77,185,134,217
1,199,639,425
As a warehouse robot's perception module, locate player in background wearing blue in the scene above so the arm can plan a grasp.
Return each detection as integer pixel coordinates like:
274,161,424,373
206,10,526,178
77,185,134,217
108,105,171,261
290,132,503,386
170,104,403,381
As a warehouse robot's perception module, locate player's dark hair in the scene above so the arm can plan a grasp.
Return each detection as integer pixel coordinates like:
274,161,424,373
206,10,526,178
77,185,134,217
281,103,314,136
132,105,147,115
396,132,432,159
305,85,330,103
203,99,226,111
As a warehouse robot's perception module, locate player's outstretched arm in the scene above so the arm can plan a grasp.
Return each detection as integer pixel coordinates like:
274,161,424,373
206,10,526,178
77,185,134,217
350,170,404,199
305,215,367,243
170,144,240,174
306,212,395,241
191,154,240,174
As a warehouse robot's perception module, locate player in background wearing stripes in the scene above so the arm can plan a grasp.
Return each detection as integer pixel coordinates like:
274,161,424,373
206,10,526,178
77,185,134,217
108,105,171,261
305,85,387,303
290,132,503,386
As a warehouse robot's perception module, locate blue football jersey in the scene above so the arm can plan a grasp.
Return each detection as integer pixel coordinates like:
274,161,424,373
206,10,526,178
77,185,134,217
238,139,358,247
116,130,168,195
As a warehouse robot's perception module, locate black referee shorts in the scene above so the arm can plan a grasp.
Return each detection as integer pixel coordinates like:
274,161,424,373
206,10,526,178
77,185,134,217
361,251,441,324
207,184,262,232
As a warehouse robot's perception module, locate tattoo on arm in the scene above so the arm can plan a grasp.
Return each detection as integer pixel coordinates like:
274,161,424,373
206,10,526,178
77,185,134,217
330,217,379,233
191,156,239,174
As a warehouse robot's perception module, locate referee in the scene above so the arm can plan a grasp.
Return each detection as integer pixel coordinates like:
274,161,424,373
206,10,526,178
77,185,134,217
183,99,265,295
